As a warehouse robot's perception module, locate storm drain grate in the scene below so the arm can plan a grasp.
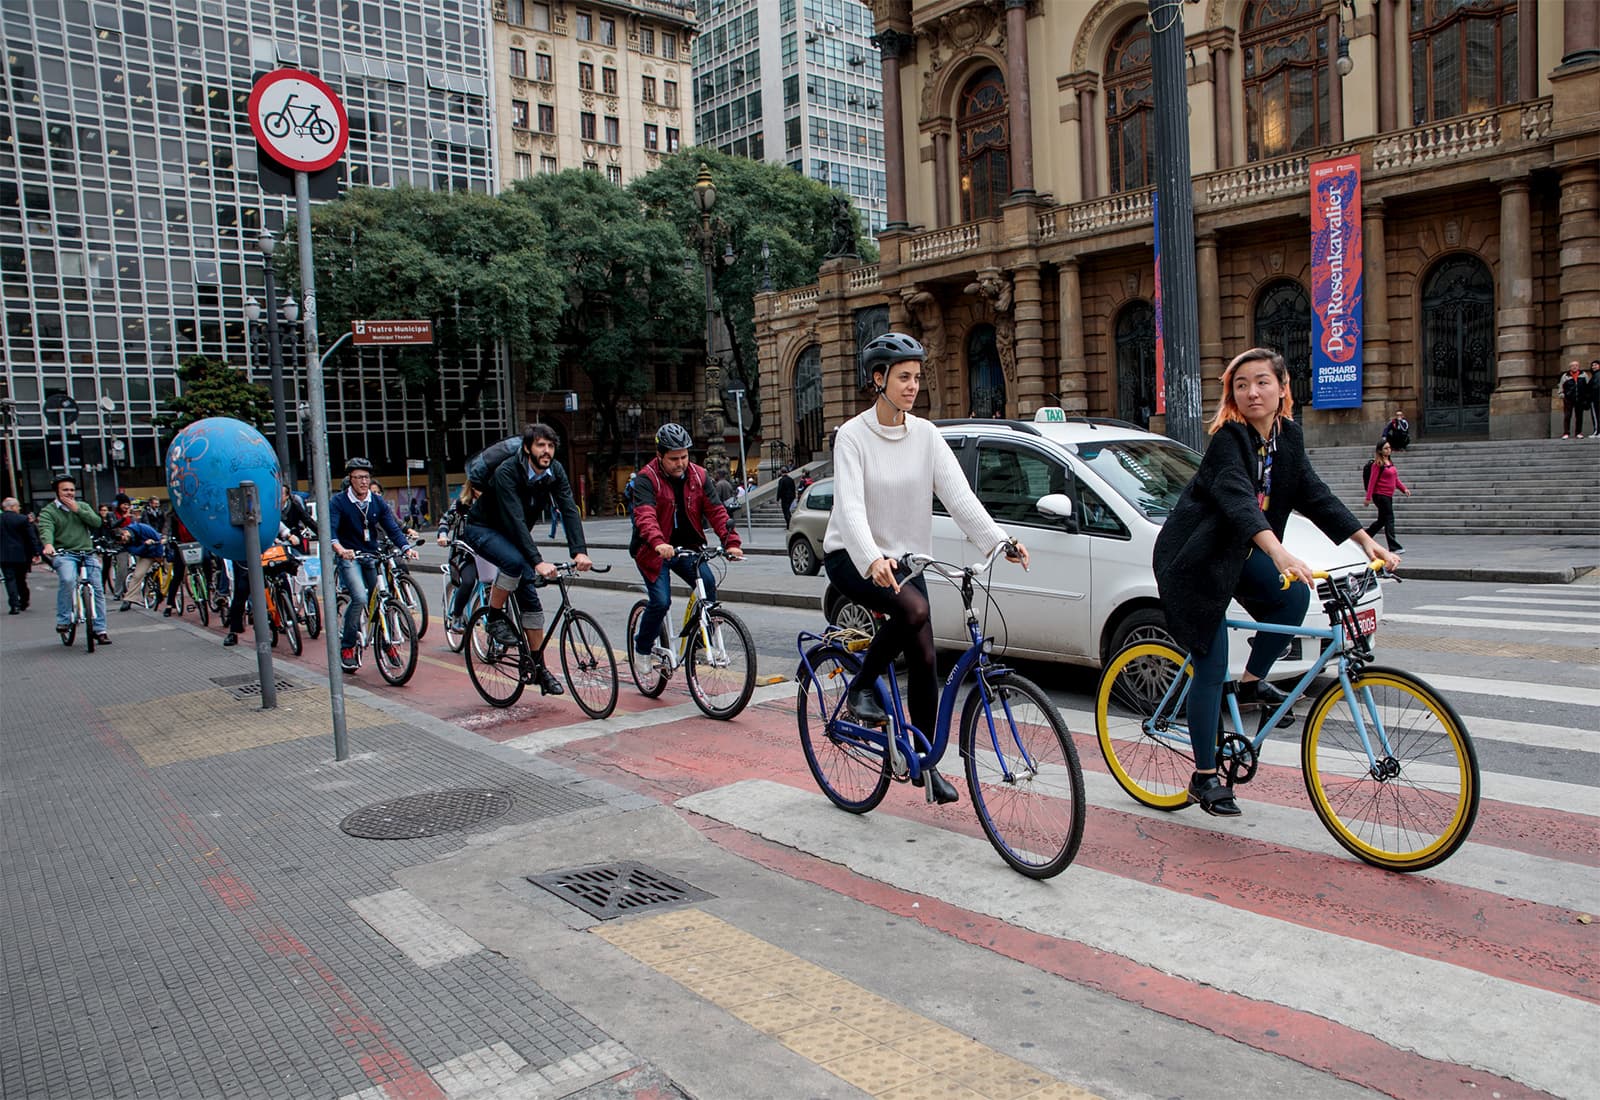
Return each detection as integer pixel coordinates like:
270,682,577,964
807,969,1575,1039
340,788,513,840
210,673,301,700
527,862,712,920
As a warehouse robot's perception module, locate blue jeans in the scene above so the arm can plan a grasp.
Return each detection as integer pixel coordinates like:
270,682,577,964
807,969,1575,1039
547,507,564,539
1186,547,1310,770
337,558,378,648
51,552,107,632
462,522,543,629
634,556,717,652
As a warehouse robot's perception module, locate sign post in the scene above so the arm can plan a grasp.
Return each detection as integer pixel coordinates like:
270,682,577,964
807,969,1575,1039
44,393,79,476
250,67,351,757
729,386,753,534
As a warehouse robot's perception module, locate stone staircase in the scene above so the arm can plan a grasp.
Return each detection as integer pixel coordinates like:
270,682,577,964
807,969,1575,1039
739,458,832,530
1307,438,1599,537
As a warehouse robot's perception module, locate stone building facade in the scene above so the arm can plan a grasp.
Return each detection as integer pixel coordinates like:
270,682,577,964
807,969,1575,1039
755,0,1600,462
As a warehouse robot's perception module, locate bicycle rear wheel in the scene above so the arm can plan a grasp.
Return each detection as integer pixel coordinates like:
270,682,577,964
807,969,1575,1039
82,588,95,653
465,606,526,707
274,585,303,657
443,580,466,652
1095,642,1194,810
189,574,210,626
302,588,320,639
559,609,618,720
685,607,756,719
625,600,670,698
372,598,418,685
796,644,889,813
961,671,1085,878
1302,666,1479,872
395,572,429,640
142,573,161,610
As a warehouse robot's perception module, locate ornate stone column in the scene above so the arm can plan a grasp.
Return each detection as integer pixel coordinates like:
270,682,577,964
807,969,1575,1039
1004,0,1035,195
1362,201,1393,413
1557,163,1600,384
1212,44,1234,169
1489,179,1542,438
933,128,952,228
1196,233,1224,387
873,29,915,229
1058,259,1089,414
1012,263,1045,414
1074,79,1098,201
1377,0,1397,132
1517,0,1538,101
1327,11,1345,144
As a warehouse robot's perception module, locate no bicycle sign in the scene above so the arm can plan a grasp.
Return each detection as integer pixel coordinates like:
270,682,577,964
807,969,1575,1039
248,68,349,174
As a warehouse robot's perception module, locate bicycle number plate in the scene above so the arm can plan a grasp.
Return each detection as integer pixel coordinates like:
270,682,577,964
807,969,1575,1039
1355,607,1377,637
301,556,321,580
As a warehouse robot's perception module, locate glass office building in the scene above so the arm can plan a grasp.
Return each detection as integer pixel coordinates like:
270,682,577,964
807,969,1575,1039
1,0,504,502
691,0,885,235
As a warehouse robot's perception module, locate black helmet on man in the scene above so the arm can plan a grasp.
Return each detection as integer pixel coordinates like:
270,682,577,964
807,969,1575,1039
345,457,374,473
860,332,925,377
655,423,694,453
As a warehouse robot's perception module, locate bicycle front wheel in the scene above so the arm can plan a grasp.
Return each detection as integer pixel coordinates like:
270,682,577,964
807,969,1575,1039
372,599,418,685
302,588,320,639
796,644,889,813
1303,666,1479,872
465,606,526,708
189,574,210,626
396,572,429,640
443,580,466,652
142,574,161,610
560,609,618,720
961,671,1085,879
625,600,669,698
1095,642,1194,810
275,585,302,657
686,607,756,720
82,588,95,653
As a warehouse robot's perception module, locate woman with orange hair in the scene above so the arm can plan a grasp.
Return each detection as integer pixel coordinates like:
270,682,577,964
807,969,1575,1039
1152,348,1399,817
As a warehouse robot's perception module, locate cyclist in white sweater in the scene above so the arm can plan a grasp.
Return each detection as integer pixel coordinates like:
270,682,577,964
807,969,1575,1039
822,332,1029,804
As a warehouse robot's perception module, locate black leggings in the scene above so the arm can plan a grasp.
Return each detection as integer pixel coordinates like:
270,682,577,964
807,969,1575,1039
823,550,937,739
1364,494,1400,550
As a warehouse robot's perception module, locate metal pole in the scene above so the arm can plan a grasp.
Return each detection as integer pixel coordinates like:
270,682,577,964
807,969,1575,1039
1150,0,1203,449
262,260,293,490
734,389,752,534
57,410,71,476
701,221,724,469
296,171,349,760
234,481,277,710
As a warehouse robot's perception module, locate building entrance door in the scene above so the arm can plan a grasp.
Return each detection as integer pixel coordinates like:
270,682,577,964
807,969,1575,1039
1420,255,1494,436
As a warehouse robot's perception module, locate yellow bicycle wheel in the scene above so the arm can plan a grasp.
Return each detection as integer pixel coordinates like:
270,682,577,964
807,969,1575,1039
1095,642,1194,810
1302,667,1478,871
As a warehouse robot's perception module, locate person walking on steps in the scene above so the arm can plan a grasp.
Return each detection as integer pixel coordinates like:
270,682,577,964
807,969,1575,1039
777,466,797,528
1362,441,1411,553
1561,361,1586,438
822,332,1030,807
1,496,42,614
1153,347,1399,819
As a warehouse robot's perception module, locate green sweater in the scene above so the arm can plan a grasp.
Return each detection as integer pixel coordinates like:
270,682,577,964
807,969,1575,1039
37,500,104,552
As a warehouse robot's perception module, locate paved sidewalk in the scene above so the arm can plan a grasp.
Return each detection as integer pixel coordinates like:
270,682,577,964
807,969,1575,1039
0,605,680,1100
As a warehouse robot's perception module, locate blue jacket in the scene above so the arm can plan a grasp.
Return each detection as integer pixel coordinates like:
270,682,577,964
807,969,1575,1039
328,490,409,556
122,521,167,559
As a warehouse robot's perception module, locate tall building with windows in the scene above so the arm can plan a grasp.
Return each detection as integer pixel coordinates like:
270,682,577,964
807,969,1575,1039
756,0,1599,459
1,0,504,503
693,0,887,236
491,0,697,186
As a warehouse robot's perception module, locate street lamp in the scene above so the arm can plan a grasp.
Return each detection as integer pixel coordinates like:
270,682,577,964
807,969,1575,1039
625,400,643,473
249,230,295,489
760,240,773,293
692,163,730,469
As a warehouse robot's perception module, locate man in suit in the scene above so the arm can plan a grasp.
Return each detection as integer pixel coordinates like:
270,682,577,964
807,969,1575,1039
1,497,42,614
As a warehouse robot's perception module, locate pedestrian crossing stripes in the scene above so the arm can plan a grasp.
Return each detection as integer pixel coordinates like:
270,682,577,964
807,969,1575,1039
1402,673,1598,708
1382,612,1600,634
1414,603,1596,618
1460,594,1598,606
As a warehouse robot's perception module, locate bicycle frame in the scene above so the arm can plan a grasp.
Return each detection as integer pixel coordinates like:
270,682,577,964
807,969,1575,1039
653,553,725,673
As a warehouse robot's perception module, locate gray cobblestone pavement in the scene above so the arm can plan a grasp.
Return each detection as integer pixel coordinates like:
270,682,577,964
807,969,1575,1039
0,605,668,1100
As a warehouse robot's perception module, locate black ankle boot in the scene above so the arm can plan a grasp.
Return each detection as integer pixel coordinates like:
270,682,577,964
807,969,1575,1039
1188,772,1241,817
845,683,887,725
911,767,960,805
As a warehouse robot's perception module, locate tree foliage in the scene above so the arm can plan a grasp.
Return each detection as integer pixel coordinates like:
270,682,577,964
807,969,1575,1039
629,148,875,439
155,355,271,437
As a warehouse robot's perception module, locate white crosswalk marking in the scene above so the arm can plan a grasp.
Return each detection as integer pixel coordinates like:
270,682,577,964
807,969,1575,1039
1461,595,1599,607
1408,673,1599,708
1382,612,1600,634
1415,604,1597,619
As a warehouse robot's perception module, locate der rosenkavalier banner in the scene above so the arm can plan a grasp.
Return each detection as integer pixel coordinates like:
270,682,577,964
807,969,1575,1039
1309,154,1363,408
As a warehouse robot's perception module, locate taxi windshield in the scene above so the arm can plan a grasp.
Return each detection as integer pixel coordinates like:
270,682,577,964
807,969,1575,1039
1074,439,1199,520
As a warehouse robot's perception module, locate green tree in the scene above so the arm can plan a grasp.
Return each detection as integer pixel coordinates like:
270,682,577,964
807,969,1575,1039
288,184,563,505
505,170,700,482
629,148,875,442
154,355,271,437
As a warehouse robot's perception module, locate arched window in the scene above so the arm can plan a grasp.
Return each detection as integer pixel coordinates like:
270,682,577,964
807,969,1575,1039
1104,19,1154,194
1420,255,1494,434
1410,0,1517,125
1252,279,1313,409
966,324,1006,418
958,67,1010,221
794,345,824,463
1113,301,1157,428
1241,0,1329,161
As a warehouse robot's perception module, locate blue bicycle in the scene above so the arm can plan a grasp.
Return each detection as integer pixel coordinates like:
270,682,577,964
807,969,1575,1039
795,542,1086,879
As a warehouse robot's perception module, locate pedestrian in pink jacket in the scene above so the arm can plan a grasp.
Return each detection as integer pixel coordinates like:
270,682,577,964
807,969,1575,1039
1363,440,1411,552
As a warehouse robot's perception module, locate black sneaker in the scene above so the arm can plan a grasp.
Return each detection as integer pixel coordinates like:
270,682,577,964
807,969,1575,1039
222,633,238,647
94,632,112,645
487,614,521,649
1237,679,1295,728
1188,772,1241,817
118,600,132,612
530,661,565,696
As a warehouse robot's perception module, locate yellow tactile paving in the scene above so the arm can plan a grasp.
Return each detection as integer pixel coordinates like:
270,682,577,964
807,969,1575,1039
100,686,390,766
591,910,1104,1100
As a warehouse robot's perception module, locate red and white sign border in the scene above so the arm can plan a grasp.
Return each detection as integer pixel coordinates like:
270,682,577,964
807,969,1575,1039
248,68,349,174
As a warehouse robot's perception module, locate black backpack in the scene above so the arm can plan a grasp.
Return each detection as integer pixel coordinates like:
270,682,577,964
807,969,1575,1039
1361,459,1374,491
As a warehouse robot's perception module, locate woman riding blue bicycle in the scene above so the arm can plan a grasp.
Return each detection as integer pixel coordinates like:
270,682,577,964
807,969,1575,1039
822,332,1028,805
1153,347,1400,818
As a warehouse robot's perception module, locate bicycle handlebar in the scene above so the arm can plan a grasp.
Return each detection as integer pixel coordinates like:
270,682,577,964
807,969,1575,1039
897,538,1020,582
671,546,738,562
532,561,612,585
1279,558,1393,591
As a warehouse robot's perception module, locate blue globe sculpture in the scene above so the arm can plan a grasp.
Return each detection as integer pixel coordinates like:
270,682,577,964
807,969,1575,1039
165,418,283,562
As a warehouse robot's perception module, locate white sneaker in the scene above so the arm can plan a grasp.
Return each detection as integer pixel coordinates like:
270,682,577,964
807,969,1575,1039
649,644,673,670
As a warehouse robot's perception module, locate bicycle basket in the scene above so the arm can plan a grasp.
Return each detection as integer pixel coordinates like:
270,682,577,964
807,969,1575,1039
179,542,203,566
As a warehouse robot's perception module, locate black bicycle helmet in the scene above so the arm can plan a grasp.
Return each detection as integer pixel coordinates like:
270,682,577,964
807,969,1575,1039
345,456,374,473
861,332,925,376
655,422,694,453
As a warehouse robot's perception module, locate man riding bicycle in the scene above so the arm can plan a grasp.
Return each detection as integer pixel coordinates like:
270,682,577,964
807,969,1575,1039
38,473,112,645
329,457,418,672
630,423,744,663
463,423,592,696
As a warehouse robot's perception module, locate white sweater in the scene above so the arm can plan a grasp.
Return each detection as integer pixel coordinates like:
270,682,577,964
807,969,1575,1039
823,409,1008,575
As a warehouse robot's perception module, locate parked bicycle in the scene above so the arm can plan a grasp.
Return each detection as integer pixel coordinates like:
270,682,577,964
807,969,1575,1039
796,541,1086,879
333,546,419,685
260,543,304,657
463,557,617,717
625,547,756,720
1095,563,1478,871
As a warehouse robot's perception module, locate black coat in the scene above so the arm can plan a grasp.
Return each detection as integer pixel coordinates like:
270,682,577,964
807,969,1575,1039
467,453,586,568
0,510,42,564
1153,418,1360,657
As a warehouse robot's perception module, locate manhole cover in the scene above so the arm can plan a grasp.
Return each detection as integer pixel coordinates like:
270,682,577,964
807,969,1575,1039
340,789,513,840
210,673,300,700
527,862,712,920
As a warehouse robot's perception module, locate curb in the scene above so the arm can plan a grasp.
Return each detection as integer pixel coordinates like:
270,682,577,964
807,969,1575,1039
1398,564,1592,584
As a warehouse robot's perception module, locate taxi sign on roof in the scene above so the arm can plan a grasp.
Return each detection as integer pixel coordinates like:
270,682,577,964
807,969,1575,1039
1035,407,1067,423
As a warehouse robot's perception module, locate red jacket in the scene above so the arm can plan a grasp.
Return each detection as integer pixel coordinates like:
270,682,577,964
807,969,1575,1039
630,458,741,582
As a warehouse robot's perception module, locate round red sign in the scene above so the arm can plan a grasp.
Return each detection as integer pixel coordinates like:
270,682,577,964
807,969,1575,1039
248,68,349,174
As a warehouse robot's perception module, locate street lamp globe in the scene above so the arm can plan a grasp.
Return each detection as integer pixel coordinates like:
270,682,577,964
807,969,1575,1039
281,296,300,324
243,295,262,323
258,229,275,257
693,163,716,215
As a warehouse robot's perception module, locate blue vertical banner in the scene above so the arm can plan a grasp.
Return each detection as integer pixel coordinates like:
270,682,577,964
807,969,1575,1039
1309,154,1364,408
1152,192,1165,414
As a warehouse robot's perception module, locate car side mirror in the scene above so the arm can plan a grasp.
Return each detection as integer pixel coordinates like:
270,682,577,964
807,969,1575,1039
1036,493,1078,533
